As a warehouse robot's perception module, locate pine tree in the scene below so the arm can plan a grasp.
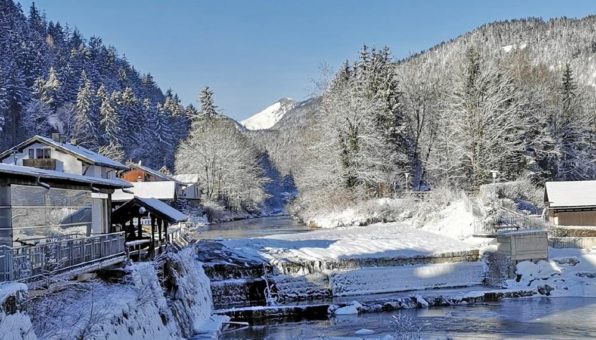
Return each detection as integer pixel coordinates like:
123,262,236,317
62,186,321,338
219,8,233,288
199,86,218,118
34,66,61,112
72,71,99,148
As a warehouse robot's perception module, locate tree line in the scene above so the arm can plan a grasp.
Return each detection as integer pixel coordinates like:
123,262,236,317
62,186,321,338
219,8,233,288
0,0,191,169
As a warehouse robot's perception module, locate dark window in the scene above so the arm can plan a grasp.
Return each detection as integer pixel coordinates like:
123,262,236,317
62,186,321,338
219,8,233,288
35,148,51,159
28,149,34,159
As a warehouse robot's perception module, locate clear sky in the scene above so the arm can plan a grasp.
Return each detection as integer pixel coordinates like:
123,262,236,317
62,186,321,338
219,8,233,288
15,0,596,121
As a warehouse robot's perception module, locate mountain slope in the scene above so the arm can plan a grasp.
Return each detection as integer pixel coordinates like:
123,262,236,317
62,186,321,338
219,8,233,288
241,97,296,130
0,0,188,169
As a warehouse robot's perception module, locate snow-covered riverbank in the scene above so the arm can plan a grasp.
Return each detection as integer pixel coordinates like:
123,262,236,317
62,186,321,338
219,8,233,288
0,248,225,340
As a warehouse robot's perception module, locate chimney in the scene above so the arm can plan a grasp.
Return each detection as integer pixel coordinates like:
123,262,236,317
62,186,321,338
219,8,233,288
51,132,62,143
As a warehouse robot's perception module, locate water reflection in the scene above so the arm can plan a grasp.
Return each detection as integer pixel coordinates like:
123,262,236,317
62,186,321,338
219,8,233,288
224,297,596,339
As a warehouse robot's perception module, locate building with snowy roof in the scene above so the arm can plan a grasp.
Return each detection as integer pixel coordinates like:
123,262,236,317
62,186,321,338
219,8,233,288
544,180,596,226
119,162,200,201
0,163,132,281
0,133,128,179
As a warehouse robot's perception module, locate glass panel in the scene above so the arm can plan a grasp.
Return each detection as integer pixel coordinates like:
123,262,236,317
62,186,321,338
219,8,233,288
28,149,34,159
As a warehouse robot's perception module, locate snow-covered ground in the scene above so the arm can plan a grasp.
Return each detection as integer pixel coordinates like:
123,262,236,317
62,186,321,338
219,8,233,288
221,222,479,264
507,247,596,297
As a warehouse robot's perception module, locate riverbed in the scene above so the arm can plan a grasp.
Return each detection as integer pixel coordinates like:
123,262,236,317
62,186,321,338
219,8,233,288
223,297,596,339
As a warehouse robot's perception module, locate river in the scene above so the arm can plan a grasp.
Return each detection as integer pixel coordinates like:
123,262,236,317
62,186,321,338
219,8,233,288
193,215,312,240
195,217,596,338
223,297,596,339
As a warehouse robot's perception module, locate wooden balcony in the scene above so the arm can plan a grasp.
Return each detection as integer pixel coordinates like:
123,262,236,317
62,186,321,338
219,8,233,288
23,158,57,170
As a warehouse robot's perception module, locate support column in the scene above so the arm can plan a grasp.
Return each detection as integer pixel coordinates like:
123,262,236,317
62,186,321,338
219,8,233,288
107,193,113,233
158,219,162,242
164,221,168,243
150,215,156,256
0,185,13,247
137,216,142,238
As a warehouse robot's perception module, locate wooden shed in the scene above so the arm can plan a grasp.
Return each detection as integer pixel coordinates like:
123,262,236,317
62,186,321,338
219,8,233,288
545,180,596,226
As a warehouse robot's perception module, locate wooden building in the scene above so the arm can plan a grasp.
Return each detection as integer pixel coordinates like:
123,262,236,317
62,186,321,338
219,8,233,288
120,162,174,182
545,180,596,226
111,197,187,258
0,163,132,281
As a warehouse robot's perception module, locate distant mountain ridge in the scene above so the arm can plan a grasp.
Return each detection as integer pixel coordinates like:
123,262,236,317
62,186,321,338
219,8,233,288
241,97,296,130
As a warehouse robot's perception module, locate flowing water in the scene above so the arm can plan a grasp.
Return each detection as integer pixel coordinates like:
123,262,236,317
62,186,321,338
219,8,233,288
194,215,311,239
223,297,596,339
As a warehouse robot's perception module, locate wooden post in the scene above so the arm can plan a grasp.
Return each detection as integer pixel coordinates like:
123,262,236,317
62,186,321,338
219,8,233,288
150,215,156,257
137,216,142,238
158,218,162,242
164,221,168,243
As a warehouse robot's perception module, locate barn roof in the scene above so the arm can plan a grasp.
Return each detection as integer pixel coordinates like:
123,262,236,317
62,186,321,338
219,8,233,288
0,163,132,190
112,181,177,202
545,180,596,209
0,135,128,170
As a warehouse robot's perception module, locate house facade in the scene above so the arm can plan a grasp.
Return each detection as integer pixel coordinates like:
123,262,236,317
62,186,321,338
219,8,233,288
545,180,596,226
172,174,201,200
0,134,128,179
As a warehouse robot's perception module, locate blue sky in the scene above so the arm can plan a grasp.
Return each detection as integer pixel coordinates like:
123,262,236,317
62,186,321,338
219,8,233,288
15,0,596,121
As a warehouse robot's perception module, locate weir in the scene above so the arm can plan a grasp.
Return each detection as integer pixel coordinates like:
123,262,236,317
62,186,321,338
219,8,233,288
197,238,485,314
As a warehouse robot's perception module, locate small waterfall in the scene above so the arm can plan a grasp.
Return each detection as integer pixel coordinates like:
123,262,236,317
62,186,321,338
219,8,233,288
262,264,278,306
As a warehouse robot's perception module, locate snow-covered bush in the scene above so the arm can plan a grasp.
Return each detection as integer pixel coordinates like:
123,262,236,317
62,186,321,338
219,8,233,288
411,186,467,228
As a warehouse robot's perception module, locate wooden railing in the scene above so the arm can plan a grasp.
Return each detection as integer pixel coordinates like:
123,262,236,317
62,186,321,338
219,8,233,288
22,158,57,170
0,232,125,282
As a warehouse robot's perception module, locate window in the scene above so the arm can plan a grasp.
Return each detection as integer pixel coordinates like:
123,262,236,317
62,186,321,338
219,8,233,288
28,149,34,159
35,148,51,159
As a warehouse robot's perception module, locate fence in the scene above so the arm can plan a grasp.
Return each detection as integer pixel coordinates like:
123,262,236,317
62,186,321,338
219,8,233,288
473,207,546,235
0,232,125,282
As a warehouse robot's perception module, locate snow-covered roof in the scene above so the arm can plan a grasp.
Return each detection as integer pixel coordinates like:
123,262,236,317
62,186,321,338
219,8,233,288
126,163,176,182
172,174,199,184
545,180,596,208
112,197,187,223
0,135,128,170
112,181,177,202
136,197,187,222
0,163,132,189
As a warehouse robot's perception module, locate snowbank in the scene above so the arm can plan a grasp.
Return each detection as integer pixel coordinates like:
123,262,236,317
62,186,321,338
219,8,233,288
420,199,475,240
156,248,226,338
506,248,596,297
0,282,35,340
25,251,219,339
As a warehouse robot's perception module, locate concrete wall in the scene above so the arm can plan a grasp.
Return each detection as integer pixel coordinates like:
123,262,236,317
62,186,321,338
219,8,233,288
0,186,12,247
91,196,109,235
549,237,596,249
497,230,548,262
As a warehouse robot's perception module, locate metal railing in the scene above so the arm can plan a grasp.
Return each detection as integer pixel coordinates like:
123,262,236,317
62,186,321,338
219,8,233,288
0,232,125,282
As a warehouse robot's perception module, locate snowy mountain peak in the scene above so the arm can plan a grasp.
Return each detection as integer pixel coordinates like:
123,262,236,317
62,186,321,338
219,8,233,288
241,98,296,130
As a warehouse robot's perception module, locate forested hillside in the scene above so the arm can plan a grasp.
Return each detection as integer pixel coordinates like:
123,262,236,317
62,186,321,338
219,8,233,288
0,0,191,168
251,16,596,219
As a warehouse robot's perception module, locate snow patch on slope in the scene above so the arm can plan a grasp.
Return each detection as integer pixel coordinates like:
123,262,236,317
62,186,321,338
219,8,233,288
241,98,296,130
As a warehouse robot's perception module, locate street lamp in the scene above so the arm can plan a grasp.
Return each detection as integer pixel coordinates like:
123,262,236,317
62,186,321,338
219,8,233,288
490,170,499,185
